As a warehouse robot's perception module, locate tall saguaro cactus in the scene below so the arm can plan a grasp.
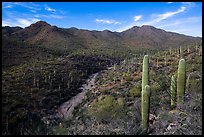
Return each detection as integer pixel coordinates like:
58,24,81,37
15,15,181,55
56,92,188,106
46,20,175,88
141,55,150,132
177,59,186,104
141,85,151,132
170,75,176,108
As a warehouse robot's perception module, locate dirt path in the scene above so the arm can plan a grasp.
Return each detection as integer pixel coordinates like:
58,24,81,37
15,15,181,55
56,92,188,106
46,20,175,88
56,72,99,119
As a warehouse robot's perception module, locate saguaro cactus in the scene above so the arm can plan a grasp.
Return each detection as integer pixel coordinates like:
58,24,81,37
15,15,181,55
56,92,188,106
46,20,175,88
177,59,186,104
170,75,176,108
179,46,182,55
113,64,116,71
196,43,198,52
199,48,202,56
156,58,159,68
165,53,167,66
141,55,150,132
33,74,36,87
141,85,151,132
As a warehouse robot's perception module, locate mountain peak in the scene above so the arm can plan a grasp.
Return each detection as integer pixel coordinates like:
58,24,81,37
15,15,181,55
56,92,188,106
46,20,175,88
141,25,152,27
140,25,157,30
29,21,51,28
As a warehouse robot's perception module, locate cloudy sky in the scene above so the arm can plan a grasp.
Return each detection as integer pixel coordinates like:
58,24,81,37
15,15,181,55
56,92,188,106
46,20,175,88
2,2,202,37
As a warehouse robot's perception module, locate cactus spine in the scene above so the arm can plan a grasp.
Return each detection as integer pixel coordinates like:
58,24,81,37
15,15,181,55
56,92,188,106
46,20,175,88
170,75,176,108
177,59,186,104
141,85,151,131
141,55,150,132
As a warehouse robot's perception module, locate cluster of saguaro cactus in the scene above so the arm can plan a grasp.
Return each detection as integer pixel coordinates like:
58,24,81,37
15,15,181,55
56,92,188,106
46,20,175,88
139,55,187,133
141,55,150,132
177,59,186,105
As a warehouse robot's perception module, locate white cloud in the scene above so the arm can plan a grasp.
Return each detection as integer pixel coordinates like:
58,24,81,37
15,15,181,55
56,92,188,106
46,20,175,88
40,14,65,19
12,2,41,10
2,18,40,28
16,18,39,27
157,16,201,28
167,2,173,4
134,15,142,21
3,5,13,9
45,6,56,12
2,20,12,26
155,6,186,22
116,6,190,33
95,19,121,25
30,10,37,13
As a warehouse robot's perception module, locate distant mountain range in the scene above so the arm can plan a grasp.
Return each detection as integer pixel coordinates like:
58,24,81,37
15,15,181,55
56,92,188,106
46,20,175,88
2,21,201,53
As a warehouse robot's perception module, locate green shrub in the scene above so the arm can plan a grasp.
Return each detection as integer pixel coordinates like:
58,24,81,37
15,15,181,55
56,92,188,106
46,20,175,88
129,83,141,97
125,75,133,82
151,82,161,94
87,95,125,121
31,87,39,93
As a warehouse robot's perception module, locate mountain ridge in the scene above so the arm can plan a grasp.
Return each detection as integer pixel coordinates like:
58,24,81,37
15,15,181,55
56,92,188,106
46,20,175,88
3,21,201,53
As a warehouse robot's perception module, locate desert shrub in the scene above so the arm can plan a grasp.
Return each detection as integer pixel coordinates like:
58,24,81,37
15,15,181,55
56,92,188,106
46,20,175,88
31,87,39,93
151,82,161,94
52,126,68,135
129,83,141,97
87,95,125,121
154,74,170,91
125,75,133,82
189,79,202,94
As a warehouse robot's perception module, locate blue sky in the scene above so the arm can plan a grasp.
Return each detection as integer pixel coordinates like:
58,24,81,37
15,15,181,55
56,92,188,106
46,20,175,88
2,2,202,37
